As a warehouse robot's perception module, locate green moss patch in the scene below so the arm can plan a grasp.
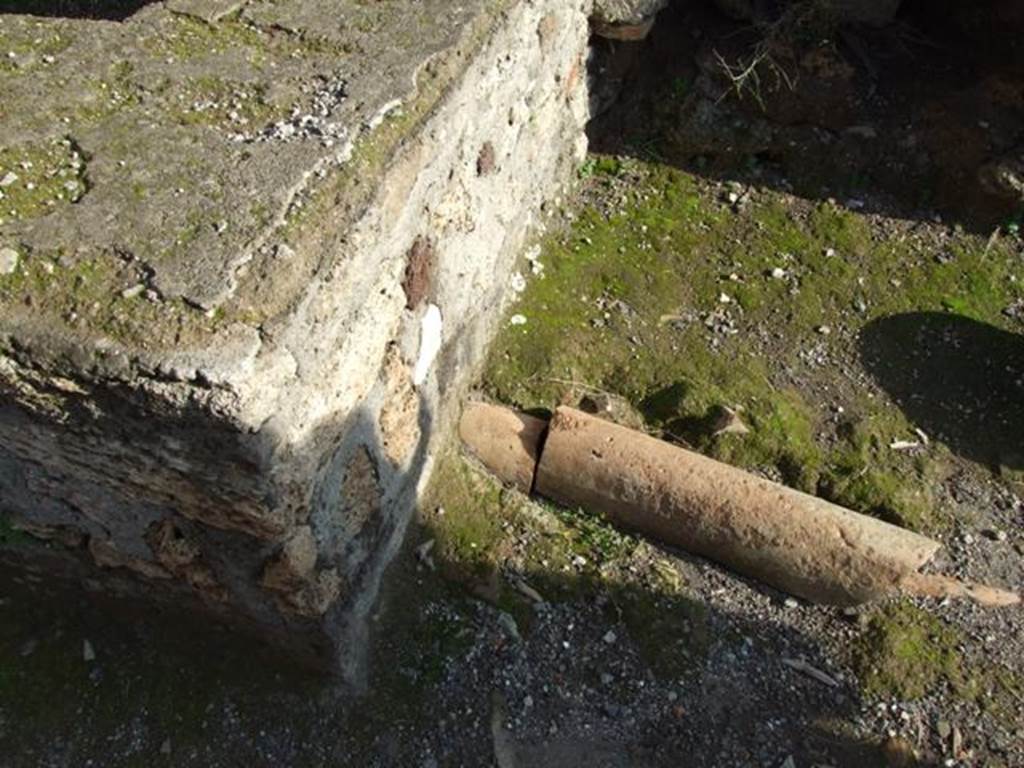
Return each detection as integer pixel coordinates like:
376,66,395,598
422,450,711,676
852,600,962,701
173,76,281,128
0,247,228,348
145,13,269,62
0,25,72,74
483,158,1024,533
0,139,87,223
852,600,1024,724
819,413,942,531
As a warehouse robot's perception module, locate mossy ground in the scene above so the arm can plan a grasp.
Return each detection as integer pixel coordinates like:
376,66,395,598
422,449,711,679
0,24,71,74
433,152,1024,713
484,158,1024,533
852,600,1023,724
0,139,87,224
852,600,962,701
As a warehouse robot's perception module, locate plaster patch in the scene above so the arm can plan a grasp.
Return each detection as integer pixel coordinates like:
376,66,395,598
413,303,443,386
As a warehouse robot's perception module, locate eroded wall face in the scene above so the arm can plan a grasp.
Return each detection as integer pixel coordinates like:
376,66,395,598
0,0,591,677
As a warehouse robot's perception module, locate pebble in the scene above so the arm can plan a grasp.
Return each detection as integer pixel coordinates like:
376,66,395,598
83,639,96,662
121,283,146,300
816,325,831,335
497,612,521,643
602,630,617,645
0,246,18,275
509,314,527,326
769,267,786,279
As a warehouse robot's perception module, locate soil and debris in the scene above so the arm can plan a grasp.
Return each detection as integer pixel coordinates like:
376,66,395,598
2,1,1023,766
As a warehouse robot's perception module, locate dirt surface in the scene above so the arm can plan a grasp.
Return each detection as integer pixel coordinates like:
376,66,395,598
2,2,1024,766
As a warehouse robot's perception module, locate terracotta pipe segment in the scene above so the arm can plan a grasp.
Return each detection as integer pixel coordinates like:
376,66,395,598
458,402,547,494
460,402,1021,607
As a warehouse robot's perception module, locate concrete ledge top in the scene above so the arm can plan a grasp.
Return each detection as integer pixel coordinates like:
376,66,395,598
0,0,502,373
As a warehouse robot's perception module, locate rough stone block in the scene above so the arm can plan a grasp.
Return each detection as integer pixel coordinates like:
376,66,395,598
0,0,592,678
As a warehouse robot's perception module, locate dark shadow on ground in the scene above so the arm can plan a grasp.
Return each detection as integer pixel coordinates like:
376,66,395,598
1,500,932,767
860,312,1024,470
588,0,1024,234
0,0,155,20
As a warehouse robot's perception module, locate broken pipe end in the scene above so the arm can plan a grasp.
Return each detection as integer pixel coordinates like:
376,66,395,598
458,401,547,494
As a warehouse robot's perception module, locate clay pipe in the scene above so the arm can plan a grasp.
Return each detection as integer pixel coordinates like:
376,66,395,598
459,403,1020,607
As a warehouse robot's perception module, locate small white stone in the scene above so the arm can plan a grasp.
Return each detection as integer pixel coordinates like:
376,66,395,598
509,314,527,326
510,271,527,293
816,325,831,335
0,172,18,187
602,630,617,645
82,639,96,662
718,293,732,304
0,246,18,275
770,267,786,279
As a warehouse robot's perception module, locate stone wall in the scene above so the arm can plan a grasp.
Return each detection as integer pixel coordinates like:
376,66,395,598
0,0,592,680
